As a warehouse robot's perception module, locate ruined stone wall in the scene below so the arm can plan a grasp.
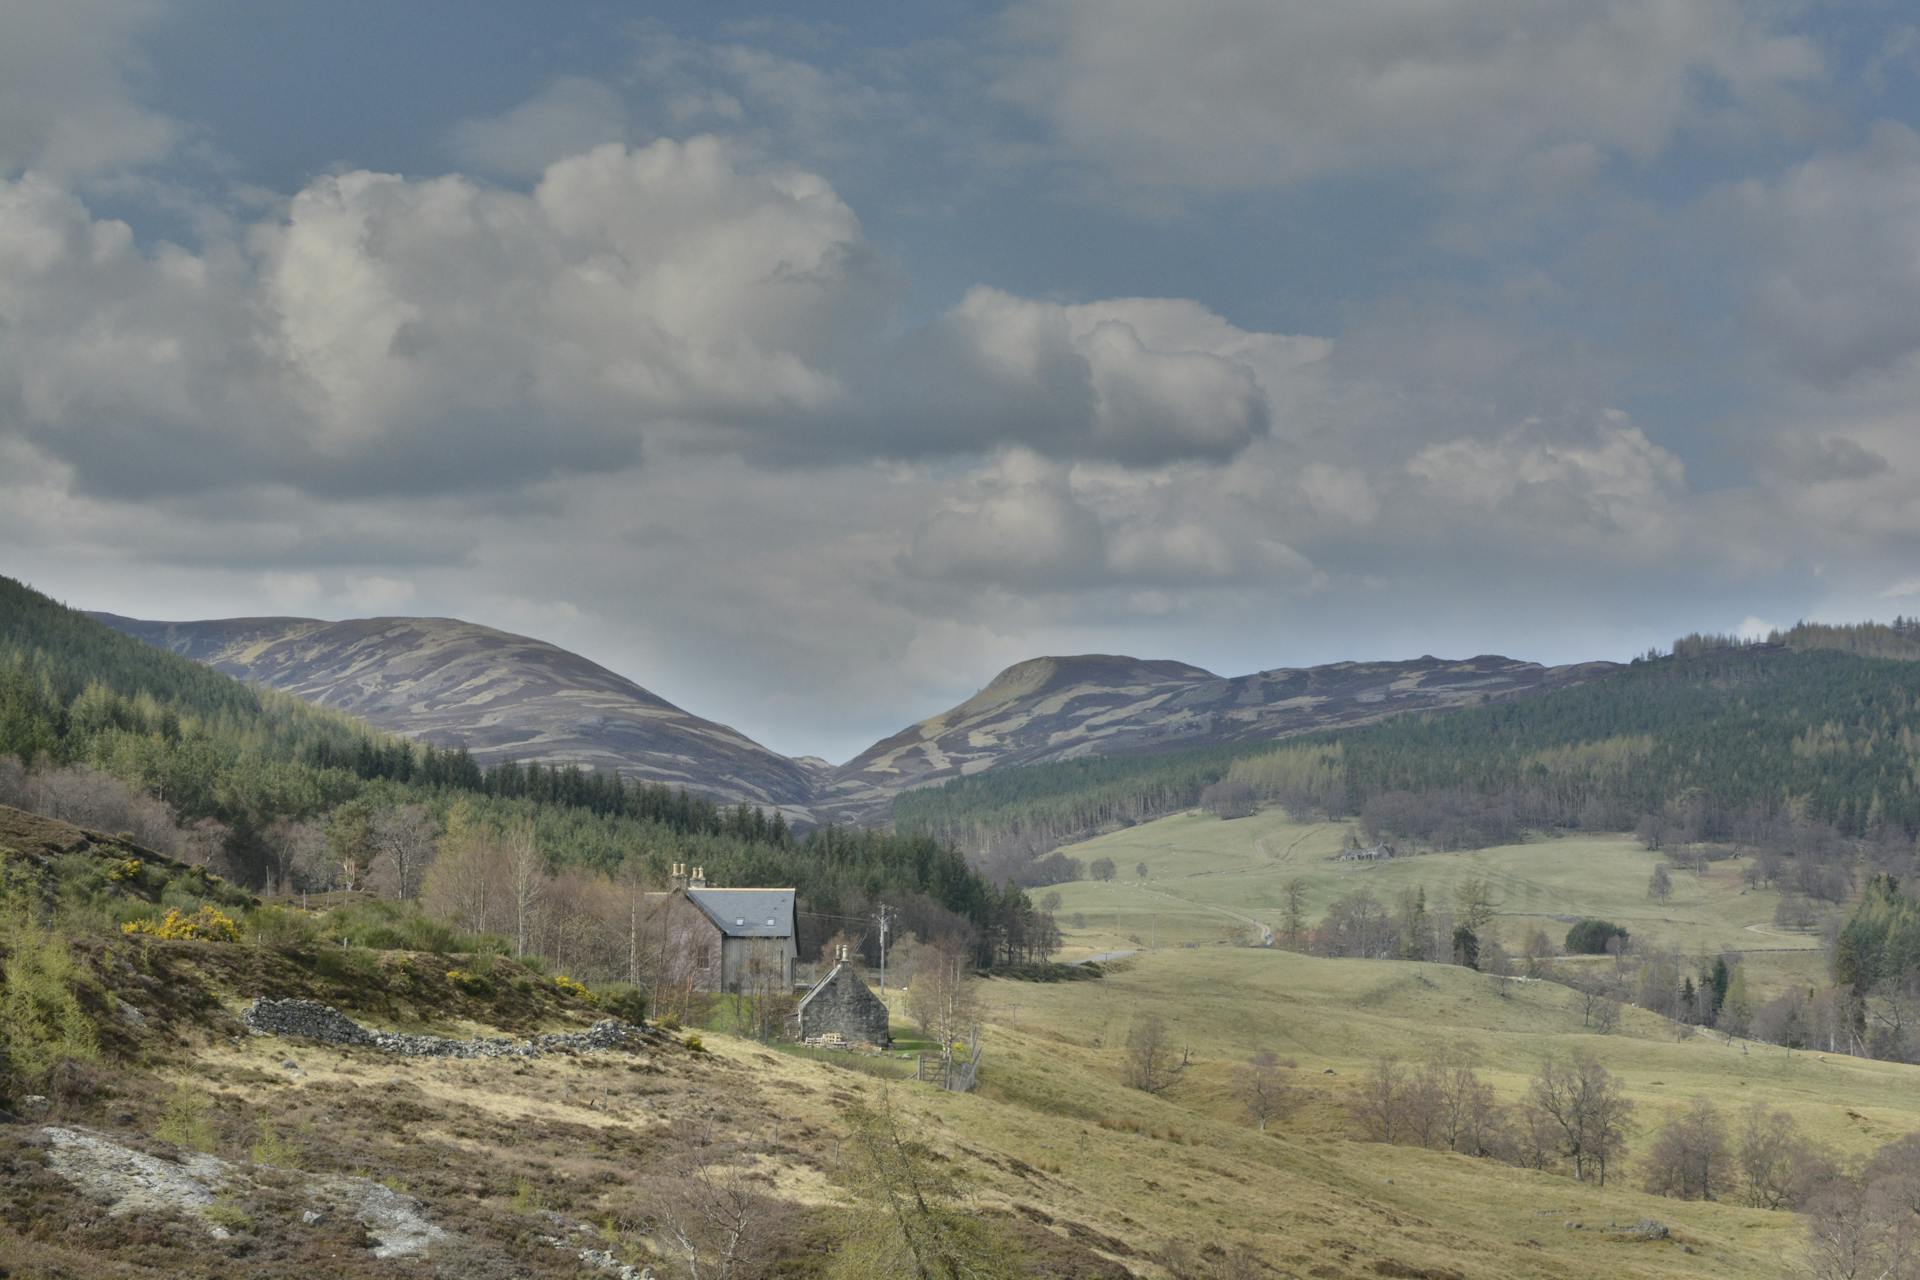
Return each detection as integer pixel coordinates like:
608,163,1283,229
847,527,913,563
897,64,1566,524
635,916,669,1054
243,998,651,1059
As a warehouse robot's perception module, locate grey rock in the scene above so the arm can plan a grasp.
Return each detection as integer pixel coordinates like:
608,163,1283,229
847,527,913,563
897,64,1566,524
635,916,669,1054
243,998,653,1059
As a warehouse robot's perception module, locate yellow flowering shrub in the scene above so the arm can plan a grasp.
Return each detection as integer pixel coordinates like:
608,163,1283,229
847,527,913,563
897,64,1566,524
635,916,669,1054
121,906,241,943
553,974,597,1005
106,858,143,883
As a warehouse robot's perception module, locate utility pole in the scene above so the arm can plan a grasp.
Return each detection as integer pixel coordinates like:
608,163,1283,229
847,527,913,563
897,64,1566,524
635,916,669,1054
876,903,892,992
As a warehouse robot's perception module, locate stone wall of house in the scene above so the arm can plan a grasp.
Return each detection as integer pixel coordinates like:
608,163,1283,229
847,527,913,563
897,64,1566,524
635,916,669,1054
796,966,891,1046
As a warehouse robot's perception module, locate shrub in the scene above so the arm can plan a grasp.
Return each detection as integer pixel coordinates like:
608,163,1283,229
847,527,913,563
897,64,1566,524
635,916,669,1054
244,904,319,948
1565,919,1630,955
554,974,598,1005
122,906,241,943
321,899,498,954
446,968,493,997
0,879,99,1099
594,983,648,1023
106,858,143,884
684,1033,706,1054
154,1085,216,1152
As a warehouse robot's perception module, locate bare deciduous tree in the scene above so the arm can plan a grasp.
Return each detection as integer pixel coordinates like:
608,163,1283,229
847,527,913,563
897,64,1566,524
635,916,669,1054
1643,1097,1730,1200
1739,1102,1834,1210
652,1139,788,1280
1528,1050,1633,1184
907,939,981,1085
1124,1014,1188,1095
1353,1054,1407,1143
504,819,545,957
1236,1050,1299,1132
368,803,438,900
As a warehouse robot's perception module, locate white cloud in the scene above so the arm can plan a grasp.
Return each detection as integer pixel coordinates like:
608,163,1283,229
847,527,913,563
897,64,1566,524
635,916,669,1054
0,0,181,178
905,450,1106,587
448,77,631,179
1000,0,1821,190
1881,579,1920,600
0,140,1330,497
1405,411,1685,530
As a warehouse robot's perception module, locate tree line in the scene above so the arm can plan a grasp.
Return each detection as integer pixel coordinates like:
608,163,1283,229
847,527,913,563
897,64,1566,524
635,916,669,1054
0,577,1054,968
896,637,1920,884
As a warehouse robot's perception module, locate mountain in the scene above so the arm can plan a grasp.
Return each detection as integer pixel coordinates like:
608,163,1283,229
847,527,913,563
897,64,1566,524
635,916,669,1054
821,650,1619,820
88,612,815,811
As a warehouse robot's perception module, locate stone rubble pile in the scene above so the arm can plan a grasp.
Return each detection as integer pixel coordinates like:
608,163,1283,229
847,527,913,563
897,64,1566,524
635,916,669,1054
243,997,650,1059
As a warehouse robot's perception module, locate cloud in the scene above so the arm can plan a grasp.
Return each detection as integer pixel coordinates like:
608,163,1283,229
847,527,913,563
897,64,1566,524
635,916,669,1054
999,0,1821,190
1730,122,1920,386
448,77,631,179
905,451,1106,587
881,290,1309,465
0,141,1329,498
0,0,181,178
1405,411,1685,531
902,447,1323,592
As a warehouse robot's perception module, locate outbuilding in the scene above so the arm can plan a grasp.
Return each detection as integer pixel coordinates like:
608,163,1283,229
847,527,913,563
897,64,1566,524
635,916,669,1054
793,949,891,1047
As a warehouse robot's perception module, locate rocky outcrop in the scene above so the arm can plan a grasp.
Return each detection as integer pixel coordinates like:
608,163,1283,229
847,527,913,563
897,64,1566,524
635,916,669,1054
243,998,653,1058
38,1126,448,1255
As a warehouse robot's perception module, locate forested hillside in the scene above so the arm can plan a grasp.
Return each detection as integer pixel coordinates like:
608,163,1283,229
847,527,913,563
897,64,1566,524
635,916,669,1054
899,639,1920,874
92,611,818,809
0,577,1048,966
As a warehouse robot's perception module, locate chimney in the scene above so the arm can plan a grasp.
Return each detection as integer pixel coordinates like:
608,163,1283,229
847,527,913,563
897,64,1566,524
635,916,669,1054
688,865,707,889
669,862,688,891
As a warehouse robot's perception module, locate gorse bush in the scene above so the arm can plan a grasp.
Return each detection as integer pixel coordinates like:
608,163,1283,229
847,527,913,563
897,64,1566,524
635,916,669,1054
553,973,596,1004
121,905,241,943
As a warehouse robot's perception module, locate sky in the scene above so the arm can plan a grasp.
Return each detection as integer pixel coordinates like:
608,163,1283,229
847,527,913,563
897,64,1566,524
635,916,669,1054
6,2,1920,762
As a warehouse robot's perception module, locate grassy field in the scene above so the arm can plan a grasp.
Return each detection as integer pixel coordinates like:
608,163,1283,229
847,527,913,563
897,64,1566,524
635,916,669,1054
1046,809,1824,982
874,943,1918,1280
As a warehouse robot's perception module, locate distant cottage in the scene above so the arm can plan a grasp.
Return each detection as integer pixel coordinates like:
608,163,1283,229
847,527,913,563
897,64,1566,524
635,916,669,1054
794,948,891,1047
1337,842,1397,862
648,864,796,993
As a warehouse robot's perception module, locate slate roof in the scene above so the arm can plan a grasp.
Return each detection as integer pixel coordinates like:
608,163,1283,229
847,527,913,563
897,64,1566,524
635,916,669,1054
684,887,795,939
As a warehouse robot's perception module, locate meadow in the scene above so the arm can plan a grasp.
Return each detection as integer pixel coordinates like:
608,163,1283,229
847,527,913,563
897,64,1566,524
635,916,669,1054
1044,809,1826,994
883,942,1919,1279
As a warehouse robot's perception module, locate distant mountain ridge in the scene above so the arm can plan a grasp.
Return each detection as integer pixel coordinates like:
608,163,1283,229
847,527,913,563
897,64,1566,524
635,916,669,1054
89,609,1617,823
814,650,1622,820
88,612,817,811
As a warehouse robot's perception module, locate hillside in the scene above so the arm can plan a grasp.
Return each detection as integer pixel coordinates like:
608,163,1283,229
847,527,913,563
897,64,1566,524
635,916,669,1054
90,612,816,811
4,802,1903,1279
896,642,1920,871
824,651,1618,820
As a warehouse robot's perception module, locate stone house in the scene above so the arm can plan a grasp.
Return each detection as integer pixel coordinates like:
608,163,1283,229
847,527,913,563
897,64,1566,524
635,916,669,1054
794,950,891,1047
648,865,796,994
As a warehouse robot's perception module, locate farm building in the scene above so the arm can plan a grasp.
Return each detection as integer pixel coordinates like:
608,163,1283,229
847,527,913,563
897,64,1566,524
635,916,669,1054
793,949,891,1047
648,865,796,993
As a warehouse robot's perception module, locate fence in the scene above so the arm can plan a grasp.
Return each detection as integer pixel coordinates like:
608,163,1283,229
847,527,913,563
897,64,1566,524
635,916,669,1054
915,1026,982,1092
